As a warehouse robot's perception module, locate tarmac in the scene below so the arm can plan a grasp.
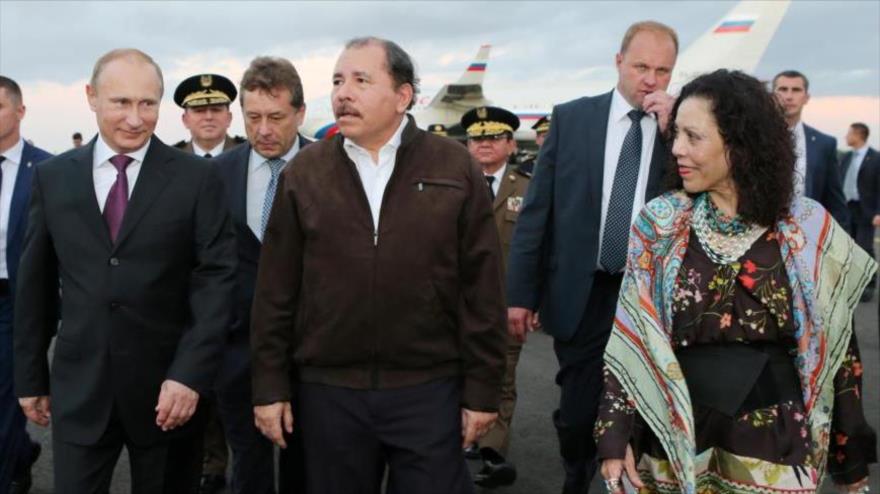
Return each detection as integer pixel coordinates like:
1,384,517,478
26,299,879,494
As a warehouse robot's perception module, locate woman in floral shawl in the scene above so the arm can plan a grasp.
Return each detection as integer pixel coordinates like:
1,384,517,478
596,69,875,494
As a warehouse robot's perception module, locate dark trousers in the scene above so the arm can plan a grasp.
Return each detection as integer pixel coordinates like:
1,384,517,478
847,201,876,287
0,294,33,493
298,378,473,494
216,336,304,494
201,398,229,477
552,272,623,472
53,407,204,494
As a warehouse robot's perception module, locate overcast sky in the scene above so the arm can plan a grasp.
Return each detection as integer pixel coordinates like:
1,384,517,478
2,0,878,152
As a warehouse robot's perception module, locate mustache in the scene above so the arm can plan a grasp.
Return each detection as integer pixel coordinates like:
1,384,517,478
334,103,362,119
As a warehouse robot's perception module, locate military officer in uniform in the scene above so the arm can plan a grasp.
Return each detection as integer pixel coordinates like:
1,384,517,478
518,115,550,176
174,72,240,494
174,73,245,158
428,123,448,137
461,106,531,489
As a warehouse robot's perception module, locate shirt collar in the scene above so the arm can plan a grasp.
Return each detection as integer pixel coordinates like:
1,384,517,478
343,116,408,158
0,138,25,166
486,164,507,182
853,144,869,155
792,121,805,137
94,133,151,168
610,88,655,124
193,140,225,158
250,135,300,172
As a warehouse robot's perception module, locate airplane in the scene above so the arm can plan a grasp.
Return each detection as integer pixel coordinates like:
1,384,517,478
301,0,791,143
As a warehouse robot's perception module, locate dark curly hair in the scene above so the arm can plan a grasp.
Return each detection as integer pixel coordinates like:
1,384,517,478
665,69,795,226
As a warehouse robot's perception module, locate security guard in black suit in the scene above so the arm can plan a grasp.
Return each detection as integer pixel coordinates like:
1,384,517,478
518,115,550,176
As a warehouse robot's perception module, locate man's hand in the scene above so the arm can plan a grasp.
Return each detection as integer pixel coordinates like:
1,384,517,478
508,307,537,343
642,90,676,135
461,408,498,448
839,477,869,493
872,214,880,227
600,444,644,493
254,401,294,448
155,379,199,431
19,396,51,426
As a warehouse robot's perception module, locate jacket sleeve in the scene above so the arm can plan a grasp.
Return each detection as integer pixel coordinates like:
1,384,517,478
250,170,303,406
165,165,237,395
457,157,507,412
505,105,558,310
822,137,849,226
13,166,59,398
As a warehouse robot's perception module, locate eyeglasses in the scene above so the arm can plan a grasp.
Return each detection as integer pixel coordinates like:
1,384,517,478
468,134,510,143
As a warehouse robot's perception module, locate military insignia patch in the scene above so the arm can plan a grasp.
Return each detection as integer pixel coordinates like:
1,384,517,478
200,74,213,87
476,106,488,119
506,196,523,213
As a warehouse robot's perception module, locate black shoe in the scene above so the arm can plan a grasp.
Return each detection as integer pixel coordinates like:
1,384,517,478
463,443,481,460
10,442,41,494
198,474,227,494
473,448,517,488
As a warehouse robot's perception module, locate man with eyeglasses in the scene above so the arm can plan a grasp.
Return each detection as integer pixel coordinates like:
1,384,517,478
461,106,531,489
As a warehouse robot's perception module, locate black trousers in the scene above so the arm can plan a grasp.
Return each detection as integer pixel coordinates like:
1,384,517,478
847,201,876,287
298,377,473,494
553,271,623,461
53,407,204,494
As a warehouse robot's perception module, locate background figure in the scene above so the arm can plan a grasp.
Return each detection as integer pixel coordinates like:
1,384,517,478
0,75,52,494
518,115,550,176
172,71,240,494
72,132,83,148
174,73,245,159
250,37,506,494
597,68,874,494
506,21,677,494
462,105,530,489
212,56,310,494
772,69,849,226
13,49,236,494
841,122,879,302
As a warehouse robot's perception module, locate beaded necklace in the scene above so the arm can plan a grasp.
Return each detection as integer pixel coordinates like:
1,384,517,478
692,193,767,265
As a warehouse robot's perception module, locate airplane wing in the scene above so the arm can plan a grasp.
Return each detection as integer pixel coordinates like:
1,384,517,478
670,0,791,91
426,45,492,110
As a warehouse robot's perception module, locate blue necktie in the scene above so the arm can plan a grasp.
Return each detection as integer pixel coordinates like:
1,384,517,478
600,110,645,273
260,159,286,239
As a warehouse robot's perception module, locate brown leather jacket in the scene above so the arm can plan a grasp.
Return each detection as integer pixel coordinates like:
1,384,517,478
251,117,507,412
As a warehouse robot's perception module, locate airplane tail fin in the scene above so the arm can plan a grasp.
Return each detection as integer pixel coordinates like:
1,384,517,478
671,0,791,91
427,45,491,109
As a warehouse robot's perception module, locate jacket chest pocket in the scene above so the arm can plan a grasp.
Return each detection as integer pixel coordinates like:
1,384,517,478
412,178,467,217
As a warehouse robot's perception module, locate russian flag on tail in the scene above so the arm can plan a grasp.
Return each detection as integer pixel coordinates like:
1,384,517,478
714,19,754,33
468,63,487,72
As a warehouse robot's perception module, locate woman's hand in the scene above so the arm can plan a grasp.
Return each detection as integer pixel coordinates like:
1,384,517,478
600,444,644,493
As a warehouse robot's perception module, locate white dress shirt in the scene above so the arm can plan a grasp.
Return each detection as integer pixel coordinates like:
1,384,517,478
343,117,408,234
193,140,225,158
844,144,869,202
485,164,506,198
93,134,150,213
0,138,24,278
792,121,807,198
246,137,300,240
597,89,658,267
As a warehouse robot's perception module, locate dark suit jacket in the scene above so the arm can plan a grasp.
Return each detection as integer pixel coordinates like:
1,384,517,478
804,124,848,225
6,141,53,292
506,91,666,341
840,147,880,219
211,136,311,391
175,135,245,155
13,136,237,447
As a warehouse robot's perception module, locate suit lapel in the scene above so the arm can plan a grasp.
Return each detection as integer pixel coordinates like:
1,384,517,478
493,166,516,213
586,92,612,213
72,141,113,249
645,129,667,201
112,136,174,252
8,143,37,244
804,125,819,197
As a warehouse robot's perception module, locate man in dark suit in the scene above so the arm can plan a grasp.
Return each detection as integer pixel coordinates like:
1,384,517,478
841,122,879,301
0,75,53,494
13,48,236,494
772,70,848,226
212,56,310,494
173,73,245,159
506,22,678,494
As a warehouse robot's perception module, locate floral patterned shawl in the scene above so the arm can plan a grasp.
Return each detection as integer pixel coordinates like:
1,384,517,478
604,191,876,493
